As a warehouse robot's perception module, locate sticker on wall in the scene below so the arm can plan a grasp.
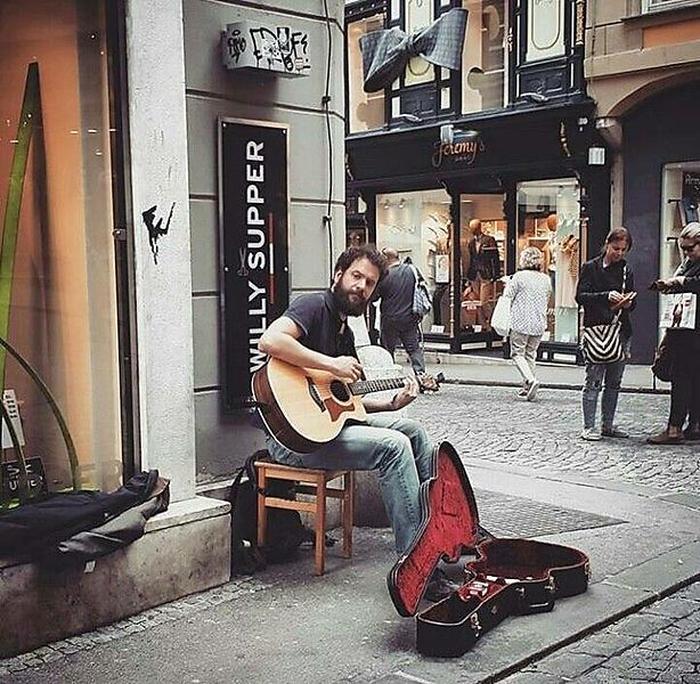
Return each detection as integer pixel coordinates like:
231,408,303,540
142,202,175,265
222,21,310,76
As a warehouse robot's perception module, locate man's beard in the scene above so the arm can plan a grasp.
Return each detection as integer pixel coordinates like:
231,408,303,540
333,285,368,317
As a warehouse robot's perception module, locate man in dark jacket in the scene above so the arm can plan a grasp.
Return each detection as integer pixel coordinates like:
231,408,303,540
374,248,427,376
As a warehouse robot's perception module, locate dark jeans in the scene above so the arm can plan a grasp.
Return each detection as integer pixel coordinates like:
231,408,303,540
380,316,426,374
668,330,700,429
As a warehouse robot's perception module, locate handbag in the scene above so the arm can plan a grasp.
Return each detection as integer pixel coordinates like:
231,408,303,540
409,264,432,318
491,294,511,337
580,266,627,364
651,332,675,382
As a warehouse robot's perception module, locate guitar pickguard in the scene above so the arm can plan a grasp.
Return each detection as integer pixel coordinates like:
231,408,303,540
323,396,355,422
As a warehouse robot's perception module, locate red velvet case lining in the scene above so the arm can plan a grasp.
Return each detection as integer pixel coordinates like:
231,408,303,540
387,443,480,617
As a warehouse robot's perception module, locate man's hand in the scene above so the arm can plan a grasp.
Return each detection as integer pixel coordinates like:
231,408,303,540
608,290,624,304
331,356,363,383
391,376,419,411
660,276,686,291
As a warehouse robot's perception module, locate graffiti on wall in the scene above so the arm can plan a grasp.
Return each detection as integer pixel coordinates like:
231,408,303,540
142,202,175,265
222,21,311,76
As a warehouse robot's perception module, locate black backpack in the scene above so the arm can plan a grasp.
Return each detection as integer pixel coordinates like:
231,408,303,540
229,450,307,574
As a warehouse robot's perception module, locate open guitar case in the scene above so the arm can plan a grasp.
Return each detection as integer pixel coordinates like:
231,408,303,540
387,442,590,658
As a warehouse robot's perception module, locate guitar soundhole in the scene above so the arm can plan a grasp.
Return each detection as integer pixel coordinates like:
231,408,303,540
330,380,350,403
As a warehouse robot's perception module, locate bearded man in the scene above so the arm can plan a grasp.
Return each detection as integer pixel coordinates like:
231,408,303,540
258,245,457,600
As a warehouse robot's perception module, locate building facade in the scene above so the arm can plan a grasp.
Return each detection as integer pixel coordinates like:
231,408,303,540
346,0,610,362
1,0,343,654
585,0,700,363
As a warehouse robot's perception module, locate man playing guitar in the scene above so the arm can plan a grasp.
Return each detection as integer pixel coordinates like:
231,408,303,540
258,245,458,600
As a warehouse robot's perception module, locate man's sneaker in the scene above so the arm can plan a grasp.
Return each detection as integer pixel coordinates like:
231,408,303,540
424,567,461,603
601,425,629,438
526,379,540,401
517,387,528,398
580,428,601,441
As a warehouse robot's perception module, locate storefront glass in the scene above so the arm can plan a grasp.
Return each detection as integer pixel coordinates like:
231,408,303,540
461,0,507,114
0,0,122,496
376,189,452,334
658,162,700,339
347,13,386,133
516,179,582,344
459,194,506,335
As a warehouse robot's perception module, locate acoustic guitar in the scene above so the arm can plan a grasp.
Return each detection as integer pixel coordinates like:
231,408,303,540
252,357,413,453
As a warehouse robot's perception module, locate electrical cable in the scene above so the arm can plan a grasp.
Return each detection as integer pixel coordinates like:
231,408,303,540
322,0,334,281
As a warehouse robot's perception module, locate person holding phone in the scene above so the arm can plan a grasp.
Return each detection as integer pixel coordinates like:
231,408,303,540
647,222,700,444
575,227,637,441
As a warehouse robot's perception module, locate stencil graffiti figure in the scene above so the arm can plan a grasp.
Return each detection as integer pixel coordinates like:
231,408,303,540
142,202,175,265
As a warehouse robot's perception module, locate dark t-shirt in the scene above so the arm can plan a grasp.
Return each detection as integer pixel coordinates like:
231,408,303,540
374,262,416,322
284,290,357,358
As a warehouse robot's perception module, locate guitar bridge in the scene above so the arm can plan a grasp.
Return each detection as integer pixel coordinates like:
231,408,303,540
306,376,326,413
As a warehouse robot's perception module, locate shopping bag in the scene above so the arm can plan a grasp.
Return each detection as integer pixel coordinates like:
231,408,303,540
491,295,511,337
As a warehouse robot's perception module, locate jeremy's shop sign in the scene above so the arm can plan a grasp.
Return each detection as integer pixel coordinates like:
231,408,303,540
219,119,289,410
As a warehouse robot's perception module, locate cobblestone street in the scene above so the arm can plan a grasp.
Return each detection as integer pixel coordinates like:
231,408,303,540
410,385,700,494
504,582,700,683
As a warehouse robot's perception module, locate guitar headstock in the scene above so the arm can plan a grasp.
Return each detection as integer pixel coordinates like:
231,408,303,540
417,371,444,393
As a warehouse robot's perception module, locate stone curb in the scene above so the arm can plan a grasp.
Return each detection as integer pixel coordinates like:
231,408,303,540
441,377,670,395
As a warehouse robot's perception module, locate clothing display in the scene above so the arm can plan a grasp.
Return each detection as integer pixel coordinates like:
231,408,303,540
466,234,501,282
554,234,579,308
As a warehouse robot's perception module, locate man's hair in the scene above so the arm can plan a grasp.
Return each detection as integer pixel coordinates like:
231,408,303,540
333,245,387,280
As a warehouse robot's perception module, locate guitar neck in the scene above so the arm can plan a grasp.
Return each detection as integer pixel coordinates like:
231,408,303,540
348,377,406,396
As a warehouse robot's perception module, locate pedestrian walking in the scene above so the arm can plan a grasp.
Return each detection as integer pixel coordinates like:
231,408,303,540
647,222,700,444
576,227,637,441
504,247,551,401
374,248,430,382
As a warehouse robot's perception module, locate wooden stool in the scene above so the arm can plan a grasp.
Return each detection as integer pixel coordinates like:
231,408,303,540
255,461,354,576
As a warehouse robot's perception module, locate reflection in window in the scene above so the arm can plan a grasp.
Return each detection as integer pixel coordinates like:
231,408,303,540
0,0,121,493
461,0,507,114
376,190,452,334
347,13,386,133
516,179,581,344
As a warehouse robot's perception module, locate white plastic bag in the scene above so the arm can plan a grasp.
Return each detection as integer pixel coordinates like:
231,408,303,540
491,295,511,337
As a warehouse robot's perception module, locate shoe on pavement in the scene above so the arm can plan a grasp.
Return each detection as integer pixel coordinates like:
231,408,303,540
526,379,540,402
601,425,629,438
580,428,601,441
517,388,528,398
646,429,685,445
424,567,461,603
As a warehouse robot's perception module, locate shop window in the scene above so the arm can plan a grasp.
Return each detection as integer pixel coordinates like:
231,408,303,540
658,162,700,339
404,0,436,87
525,0,565,63
0,0,122,496
347,13,386,133
461,0,507,114
375,189,452,334
643,0,700,12
516,179,582,344
459,194,507,335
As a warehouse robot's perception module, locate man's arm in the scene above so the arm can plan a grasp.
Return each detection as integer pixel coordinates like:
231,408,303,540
361,375,419,414
258,316,362,382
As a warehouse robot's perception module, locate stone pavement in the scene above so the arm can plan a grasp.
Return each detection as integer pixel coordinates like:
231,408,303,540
503,582,700,683
1,385,698,683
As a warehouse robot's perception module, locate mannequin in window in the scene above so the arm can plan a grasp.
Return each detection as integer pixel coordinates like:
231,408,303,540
466,218,501,330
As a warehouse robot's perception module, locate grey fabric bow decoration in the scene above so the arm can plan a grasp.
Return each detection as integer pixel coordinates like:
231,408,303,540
359,8,468,93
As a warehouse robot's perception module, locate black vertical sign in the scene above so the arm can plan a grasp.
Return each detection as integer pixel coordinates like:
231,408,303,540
219,120,289,410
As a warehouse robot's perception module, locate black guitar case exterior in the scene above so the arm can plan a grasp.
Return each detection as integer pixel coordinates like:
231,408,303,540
387,442,590,657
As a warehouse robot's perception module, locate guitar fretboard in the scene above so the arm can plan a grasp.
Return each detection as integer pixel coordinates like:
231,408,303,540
348,378,406,396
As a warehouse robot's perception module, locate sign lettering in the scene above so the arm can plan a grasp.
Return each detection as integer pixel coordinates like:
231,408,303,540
219,121,289,410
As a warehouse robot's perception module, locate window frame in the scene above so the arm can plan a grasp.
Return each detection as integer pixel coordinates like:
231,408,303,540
642,0,700,13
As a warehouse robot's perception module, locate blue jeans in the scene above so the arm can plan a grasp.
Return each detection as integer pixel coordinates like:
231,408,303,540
582,357,626,430
266,415,433,555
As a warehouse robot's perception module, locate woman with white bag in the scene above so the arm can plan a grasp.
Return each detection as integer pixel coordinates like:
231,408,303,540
502,247,552,401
